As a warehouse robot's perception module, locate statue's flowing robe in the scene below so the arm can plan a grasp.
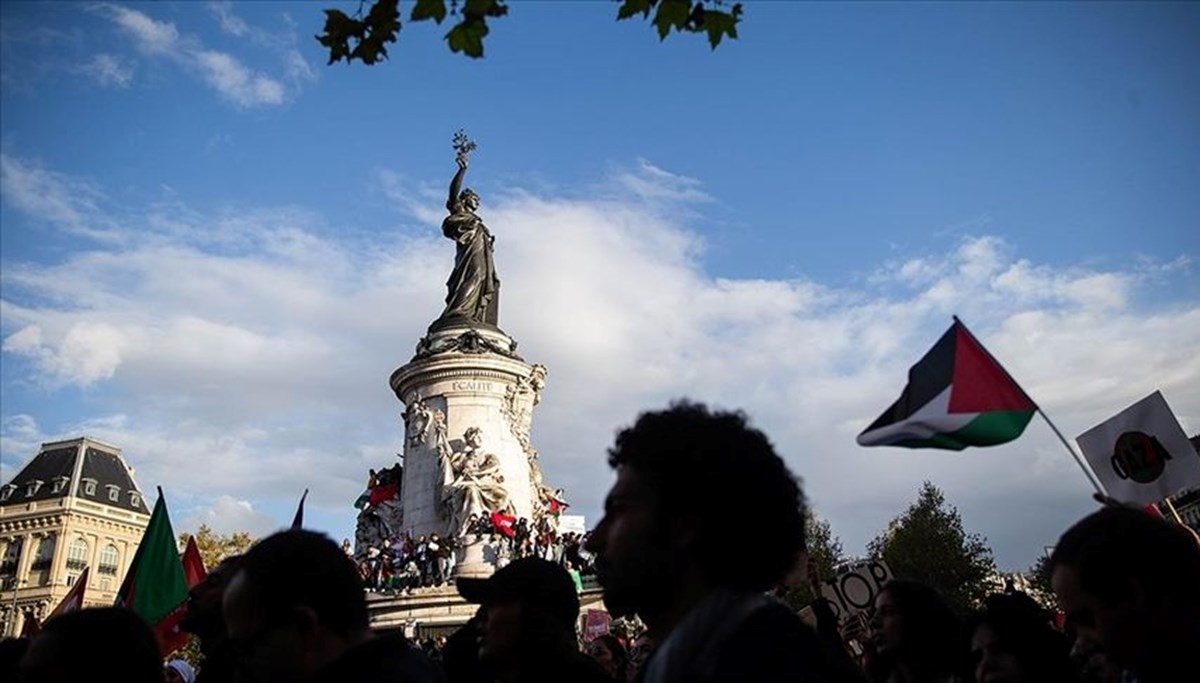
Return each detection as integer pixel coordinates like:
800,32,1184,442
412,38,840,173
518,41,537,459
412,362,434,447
440,211,499,324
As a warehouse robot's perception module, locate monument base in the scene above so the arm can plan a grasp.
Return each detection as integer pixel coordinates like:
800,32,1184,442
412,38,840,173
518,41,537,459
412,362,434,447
453,535,507,579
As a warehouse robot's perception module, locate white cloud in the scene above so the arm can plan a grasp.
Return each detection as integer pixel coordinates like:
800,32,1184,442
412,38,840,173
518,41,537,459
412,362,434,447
179,495,278,538
0,153,121,240
91,4,301,108
2,157,1197,570
102,3,179,55
194,50,285,108
208,1,250,37
78,53,134,87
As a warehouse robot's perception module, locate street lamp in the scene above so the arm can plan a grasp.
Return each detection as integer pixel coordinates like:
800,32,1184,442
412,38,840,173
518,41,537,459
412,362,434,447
5,577,27,637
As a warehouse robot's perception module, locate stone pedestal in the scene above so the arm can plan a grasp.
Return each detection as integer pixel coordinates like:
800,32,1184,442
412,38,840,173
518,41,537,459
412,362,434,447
390,322,548,578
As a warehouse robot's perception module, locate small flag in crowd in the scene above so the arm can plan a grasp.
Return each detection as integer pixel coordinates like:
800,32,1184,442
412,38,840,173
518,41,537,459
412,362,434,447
181,535,207,588
491,510,517,538
292,489,309,529
19,566,91,636
115,488,190,655
858,319,1036,449
1075,390,1200,505
47,565,90,621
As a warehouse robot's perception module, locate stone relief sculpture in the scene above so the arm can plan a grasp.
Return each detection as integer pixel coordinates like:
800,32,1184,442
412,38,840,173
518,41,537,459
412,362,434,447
439,427,511,536
501,364,558,521
403,395,433,447
436,131,500,327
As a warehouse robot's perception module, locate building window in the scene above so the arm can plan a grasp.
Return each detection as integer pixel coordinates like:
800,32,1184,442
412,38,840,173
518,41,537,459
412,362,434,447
51,476,70,494
66,573,77,586
0,539,21,577
66,538,88,571
106,485,120,502
99,544,119,576
81,479,97,496
2,484,16,501
99,575,112,592
30,536,55,572
25,480,44,497
129,491,142,508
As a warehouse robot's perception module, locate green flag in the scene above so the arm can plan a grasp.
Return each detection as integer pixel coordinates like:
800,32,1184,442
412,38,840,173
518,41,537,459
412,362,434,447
115,487,189,653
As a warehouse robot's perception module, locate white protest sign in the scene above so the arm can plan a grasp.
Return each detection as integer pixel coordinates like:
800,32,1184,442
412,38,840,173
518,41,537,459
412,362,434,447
557,514,587,536
817,559,893,622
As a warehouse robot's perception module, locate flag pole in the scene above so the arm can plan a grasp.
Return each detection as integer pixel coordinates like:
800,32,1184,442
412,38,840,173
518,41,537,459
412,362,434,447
1162,497,1185,525
952,316,1107,496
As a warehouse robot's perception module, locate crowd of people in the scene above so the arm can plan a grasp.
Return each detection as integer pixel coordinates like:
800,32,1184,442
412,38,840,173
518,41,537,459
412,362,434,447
352,516,595,593
2,401,1198,683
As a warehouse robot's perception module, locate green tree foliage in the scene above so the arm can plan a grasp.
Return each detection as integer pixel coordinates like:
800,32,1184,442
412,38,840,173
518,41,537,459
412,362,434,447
317,0,743,63
868,481,997,613
178,524,255,573
780,514,846,610
1025,552,1058,611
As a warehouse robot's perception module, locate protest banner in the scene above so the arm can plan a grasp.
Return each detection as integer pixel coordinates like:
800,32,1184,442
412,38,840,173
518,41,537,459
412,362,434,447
1076,390,1200,505
583,609,610,642
816,559,894,623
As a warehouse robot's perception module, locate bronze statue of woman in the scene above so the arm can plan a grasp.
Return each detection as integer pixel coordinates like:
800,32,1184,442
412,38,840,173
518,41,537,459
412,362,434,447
437,153,500,327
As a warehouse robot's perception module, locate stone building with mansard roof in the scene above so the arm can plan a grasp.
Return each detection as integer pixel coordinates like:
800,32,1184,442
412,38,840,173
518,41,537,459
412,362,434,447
1,437,149,635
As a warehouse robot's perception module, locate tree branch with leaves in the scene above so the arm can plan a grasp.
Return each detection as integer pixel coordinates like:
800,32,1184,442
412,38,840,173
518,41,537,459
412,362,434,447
317,0,742,63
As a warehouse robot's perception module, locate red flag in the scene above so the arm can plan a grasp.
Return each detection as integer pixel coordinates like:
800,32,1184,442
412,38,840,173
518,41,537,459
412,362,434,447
181,536,207,588
491,510,516,538
368,482,397,508
47,566,90,622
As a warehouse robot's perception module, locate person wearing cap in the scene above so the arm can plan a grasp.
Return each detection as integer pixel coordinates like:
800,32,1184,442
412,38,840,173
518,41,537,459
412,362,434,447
585,401,839,682
164,658,197,683
456,556,614,682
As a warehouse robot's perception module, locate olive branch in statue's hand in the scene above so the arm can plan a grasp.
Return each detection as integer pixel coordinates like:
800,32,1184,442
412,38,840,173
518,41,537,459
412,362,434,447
453,129,477,164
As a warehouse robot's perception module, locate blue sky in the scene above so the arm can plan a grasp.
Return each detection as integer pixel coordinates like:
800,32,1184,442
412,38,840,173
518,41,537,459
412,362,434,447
2,1,1198,572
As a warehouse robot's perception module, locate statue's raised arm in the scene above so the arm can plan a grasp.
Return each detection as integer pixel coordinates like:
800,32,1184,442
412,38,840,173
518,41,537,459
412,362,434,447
447,156,468,213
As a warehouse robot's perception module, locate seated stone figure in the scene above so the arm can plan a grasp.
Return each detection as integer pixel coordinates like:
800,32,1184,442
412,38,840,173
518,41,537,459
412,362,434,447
440,427,511,536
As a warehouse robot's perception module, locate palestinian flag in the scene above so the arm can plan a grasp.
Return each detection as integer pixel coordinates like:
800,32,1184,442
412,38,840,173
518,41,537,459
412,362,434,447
115,488,190,655
857,320,1036,449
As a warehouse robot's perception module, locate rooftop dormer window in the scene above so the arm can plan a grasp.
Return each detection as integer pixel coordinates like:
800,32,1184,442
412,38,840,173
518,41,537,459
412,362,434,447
105,485,120,502
0,485,14,502
51,476,70,494
25,480,44,497
81,478,97,496
128,491,142,508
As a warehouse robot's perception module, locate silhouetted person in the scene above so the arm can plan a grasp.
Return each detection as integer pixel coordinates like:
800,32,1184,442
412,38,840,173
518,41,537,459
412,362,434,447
0,637,30,683
441,607,487,683
182,554,243,683
456,556,612,682
586,634,629,681
20,607,161,683
222,529,442,683
968,591,1077,683
584,400,838,682
1050,506,1200,683
866,579,967,683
